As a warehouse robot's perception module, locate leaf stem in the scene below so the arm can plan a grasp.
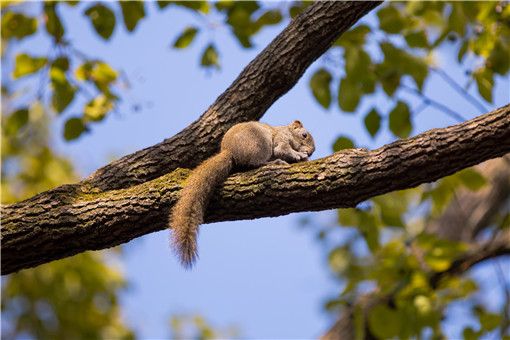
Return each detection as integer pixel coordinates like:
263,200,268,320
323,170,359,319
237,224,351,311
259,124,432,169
400,84,466,122
432,67,489,114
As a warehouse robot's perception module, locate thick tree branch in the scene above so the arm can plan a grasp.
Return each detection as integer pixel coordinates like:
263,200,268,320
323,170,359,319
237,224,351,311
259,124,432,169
81,0,382,191
2,104,509,274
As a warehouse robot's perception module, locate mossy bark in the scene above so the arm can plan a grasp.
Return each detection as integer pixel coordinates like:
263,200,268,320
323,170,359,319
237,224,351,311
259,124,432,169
2,105,509,274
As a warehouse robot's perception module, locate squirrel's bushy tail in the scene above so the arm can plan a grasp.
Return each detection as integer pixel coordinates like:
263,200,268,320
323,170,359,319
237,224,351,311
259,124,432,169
170,150,234,269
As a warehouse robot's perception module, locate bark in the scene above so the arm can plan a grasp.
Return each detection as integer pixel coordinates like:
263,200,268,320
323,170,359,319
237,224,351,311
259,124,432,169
82,0,383,191
2,104,509,275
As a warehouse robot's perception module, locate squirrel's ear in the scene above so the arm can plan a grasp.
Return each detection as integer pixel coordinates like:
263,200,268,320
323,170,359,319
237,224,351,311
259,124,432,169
291,120,303,129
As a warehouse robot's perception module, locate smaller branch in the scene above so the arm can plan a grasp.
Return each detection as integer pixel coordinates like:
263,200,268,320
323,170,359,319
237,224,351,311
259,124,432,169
430,233,510,289
432,66,489,114
400,83,466,122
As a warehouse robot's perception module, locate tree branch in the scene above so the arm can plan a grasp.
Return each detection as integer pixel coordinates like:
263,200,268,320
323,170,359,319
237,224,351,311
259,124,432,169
2,104,509,274
82,0,383,191
430,232,510,289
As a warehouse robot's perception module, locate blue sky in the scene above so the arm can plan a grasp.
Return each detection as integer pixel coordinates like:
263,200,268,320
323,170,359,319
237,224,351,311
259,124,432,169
4,2,509,338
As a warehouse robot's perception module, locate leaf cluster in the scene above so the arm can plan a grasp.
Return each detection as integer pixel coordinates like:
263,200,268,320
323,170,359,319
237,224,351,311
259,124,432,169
308,1,510,148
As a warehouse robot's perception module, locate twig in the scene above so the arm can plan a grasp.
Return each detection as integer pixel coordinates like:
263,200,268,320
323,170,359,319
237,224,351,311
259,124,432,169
400,83,466,122
432,67,489,114
430,234,510,289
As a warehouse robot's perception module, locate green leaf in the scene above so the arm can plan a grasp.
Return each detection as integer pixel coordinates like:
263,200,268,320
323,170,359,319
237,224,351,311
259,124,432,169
448,3,466,36
309,68,332,109
289,2,310,19
379,42,428,91
1,12,37,40
201,44,220,69
404,30,429,48
428,181,454,214
83,95,114,122
170,1,210,13
474,68,494,103
119,1,145,32
389,101,412,138
334,25,371,47
373,193,406,228
76,62,93,80
222,1,260,48
5,108,29,136
84,4,116,40
332,136,355,152
93,62,118,84
359,211,379,252
344,47,375,95
76,61,118,86
473,31,495,58
157,1,171,9
458,39,469,63
463,327,478,340
418,235,467,272
375,62,401,97
479,313,501,331
52,81,76,114
377,5,405,34
50,57,70,85
368,305,401,339
49,65,66,84
173,27,198,49
364,108,381,138
64,117,87,141
12,54,47,78
44,3,65,41
338,78,361,112
487,41,510,76
456,168,486,191
345,47,371,78
52,57,69,71
338,208,360,226
255,10,282,27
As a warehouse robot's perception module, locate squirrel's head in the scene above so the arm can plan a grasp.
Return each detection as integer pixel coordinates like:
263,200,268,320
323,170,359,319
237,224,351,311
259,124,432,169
290,120,315,157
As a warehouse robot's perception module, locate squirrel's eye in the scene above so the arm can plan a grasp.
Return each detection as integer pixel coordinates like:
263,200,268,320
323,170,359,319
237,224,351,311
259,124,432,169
302,133,308,138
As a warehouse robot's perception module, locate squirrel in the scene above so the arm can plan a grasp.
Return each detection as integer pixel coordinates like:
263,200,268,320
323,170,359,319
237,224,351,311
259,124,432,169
169,120,315,268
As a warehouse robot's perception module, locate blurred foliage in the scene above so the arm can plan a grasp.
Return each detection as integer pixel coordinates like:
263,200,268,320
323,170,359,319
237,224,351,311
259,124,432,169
169,314,240,339
321,165,509,339
1,252,134,340
4,1,508,142
2,1,510,339
1,89,133,339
